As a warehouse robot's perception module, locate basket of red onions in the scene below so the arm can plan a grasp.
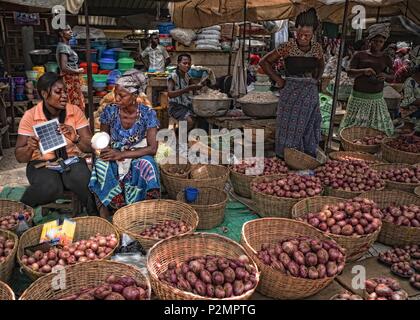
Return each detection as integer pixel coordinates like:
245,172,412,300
364,277,408,300
0,229,17,283
315,160,385,199
372,163,420,193
339,127,386,154
230,157,289,198
0,199,34,233
113,199,199,250
382,136,420,165
328,151,384,165
284,148,323,171
19,260,151,300
360,190,420,246
147,233,260,300
17,217,120,280
0,280,15,300
292,196,382,261
240,218,346,299
251,174,323,218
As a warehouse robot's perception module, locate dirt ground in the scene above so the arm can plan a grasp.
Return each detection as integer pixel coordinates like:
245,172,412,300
0,148,28,192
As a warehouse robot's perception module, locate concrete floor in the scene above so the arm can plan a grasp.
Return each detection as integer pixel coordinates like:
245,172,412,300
0,148,28,192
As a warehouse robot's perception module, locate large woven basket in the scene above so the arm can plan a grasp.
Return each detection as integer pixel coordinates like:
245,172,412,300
291,196,380,261
324,186,385,200
229,168,257,198
360,190,420,246
339,127,385,154
161,164,229,199
371,163,420,193
0,229,18,283
113,200,198,250
160,163,192,179
19,260,151,300
17,217,120,281
0,199,35,233
328,151,384,165
251,175,323,218
0,280,15,300
381,139,420,165
176,187,228,230
147,232,260,300
284,148,322,170
240,218,344,299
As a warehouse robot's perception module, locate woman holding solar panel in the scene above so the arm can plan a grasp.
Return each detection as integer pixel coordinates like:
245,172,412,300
15,72,97,215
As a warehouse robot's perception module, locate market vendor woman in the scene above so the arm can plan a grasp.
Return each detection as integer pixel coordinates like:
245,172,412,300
339,23,395,136
15,72,96,214
89,70,161,219
260,8,324,158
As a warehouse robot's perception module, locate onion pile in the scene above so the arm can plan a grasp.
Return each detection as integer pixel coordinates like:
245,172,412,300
315,160,385,193
378,248,411,265
410,274,420,290
257,237,346,279
0,236,15,263
331,292,363,300
365,277,407,300
232,157,288,176
391,262,415,278
0,211,31,230
406,244,420,259
58,275,149,300
387,136,420,153
298,198,382,236
411,260,420,272
333,155,377,164
159,255,258,298
20,233,118,273
139,220,191,239
381,204,420,227
378,167,420,184
251,174,322,199
353,135,386,146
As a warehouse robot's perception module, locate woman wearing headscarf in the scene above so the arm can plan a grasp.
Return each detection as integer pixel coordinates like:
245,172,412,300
260,8,324,157
339,23,395,136
56,25,86,112
89,70,160,218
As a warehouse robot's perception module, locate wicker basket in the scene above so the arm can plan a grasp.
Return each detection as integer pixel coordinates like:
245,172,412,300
359,190,420,246
328,151,384,165
251,175,323,218
284,148,322,170
0,229,18,283
291,196,380,261
381,140,420,165
229,168,257,198
0,280,15,300
240,218,344,299
147,232,260,300
113,200,198,250
160,164,191,179
0,199,35,233
325,186,379,200
161,164,229,199
19,260,151,300
339,127,385,154
176,188,228,230
371,163,420,193
17,217,120,281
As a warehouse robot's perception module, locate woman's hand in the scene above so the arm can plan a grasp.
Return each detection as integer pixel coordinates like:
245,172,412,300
189,84,203,92
100,148,124,161
363,68,376,76
58,124,77,142
27,136,40,152
275,78,286,89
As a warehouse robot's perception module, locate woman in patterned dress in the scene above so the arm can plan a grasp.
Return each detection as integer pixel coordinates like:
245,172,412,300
260,8,324,158
89,71,160,218
339,23,395,136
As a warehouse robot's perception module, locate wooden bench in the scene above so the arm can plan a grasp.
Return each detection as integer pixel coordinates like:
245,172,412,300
40,190,82,218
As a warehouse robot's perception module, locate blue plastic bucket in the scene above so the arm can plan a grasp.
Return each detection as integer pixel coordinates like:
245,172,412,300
185,187,199,203
102,49,117,60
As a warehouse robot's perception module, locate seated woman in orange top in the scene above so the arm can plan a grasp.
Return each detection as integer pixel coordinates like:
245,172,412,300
15,72,96,215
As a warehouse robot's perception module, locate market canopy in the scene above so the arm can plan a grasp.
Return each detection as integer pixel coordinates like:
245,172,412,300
170,0,420,29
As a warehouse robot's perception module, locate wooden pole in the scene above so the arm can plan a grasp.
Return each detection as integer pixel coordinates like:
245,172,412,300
84,0,95,136
324,0,350,154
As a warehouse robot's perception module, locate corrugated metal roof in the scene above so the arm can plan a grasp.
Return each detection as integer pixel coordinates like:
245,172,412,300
81,0,170,16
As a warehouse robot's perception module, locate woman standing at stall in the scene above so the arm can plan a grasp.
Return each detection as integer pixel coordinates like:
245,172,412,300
339,24,395,136
56,25,86,112
260,8,324,158
89,70,161,219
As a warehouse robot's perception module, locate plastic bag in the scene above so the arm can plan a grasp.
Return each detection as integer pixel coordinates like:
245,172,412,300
111,234,148,273
170,28,197,46
197,34,220,41
202,25,221,32
196,39,220,46
200,29,221,36
196,44,222,51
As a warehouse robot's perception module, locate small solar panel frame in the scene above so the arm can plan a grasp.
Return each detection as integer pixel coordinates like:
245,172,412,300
33,119,67,154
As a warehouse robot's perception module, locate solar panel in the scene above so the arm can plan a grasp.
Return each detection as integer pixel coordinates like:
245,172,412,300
33,119,67,154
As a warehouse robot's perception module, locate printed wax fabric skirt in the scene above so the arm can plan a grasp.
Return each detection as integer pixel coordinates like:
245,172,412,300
63,74,86,112
89,155,161,210
275,77,321,158
339,90,394,136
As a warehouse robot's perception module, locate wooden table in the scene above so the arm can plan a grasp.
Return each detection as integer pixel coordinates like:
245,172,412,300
146,77,168,106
